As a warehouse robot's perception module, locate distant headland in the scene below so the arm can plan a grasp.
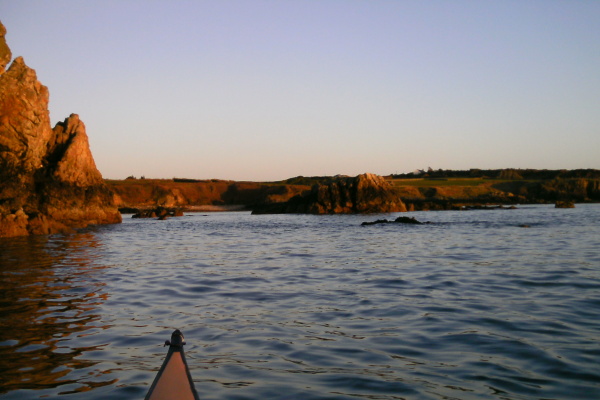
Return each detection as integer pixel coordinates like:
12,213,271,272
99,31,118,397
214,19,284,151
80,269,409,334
108,168,600,216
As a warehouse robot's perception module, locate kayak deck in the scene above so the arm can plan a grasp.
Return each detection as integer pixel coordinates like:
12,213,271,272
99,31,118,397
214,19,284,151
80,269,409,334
145,329,200,400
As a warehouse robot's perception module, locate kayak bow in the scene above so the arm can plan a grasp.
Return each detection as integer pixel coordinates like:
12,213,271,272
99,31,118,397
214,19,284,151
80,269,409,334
145,329,200,400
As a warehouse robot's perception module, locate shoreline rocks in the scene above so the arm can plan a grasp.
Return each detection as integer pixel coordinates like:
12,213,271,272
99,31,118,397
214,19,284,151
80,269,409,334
0,21,121,237
131,207,184,219
361,216,427,226
555,201,575,208
252,173,407,214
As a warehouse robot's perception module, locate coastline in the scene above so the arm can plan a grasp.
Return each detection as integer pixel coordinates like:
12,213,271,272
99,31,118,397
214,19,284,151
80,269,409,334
107,170,600,215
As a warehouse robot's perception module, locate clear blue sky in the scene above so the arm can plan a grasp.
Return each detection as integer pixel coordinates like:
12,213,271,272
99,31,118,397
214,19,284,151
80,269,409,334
2,0,599,181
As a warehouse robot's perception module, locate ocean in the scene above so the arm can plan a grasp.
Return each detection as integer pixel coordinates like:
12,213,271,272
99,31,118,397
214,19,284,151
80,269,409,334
1,204,599,399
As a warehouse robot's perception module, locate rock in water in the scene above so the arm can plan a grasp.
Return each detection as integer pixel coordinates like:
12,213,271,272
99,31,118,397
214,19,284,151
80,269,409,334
0,21,121,237
254,173,407,214
361,216,424,226
394,216,422,224
555,201,575,209
308,173,407,214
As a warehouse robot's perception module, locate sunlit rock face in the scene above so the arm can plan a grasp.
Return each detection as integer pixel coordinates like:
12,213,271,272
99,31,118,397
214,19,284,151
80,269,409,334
0,22,10,74
252,173,407,214
305,173,407,214
0,21,121,237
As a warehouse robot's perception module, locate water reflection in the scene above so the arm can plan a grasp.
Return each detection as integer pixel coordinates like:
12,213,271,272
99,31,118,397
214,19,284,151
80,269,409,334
0,232,114,395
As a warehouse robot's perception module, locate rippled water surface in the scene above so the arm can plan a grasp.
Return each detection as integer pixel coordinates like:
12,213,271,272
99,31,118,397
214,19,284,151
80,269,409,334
1,205,599,399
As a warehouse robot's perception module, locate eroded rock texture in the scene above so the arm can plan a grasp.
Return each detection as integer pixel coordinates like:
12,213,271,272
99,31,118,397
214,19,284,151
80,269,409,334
0,21,121,237
0,22,11,74
253,173,407,214
306,173,407,214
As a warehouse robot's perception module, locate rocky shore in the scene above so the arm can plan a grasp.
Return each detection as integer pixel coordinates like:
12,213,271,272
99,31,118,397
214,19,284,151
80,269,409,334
251,173,407,214
106,170,600,216
0,21,121,237
394,172,600,211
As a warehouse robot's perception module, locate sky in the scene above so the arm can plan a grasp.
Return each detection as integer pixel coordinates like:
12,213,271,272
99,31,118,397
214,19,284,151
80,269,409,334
2,1,599,181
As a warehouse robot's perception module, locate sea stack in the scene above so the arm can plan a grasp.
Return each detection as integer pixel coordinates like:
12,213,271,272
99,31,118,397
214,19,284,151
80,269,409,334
0,21,121,237
304,173,407,214
253,173,407,214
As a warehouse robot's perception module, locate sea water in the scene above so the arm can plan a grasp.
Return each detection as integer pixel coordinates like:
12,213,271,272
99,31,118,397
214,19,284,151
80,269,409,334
0,205,599,399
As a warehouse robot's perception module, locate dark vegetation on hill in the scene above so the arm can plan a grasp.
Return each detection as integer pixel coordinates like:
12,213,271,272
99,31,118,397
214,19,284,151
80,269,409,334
278,176,342,186
392,168,600,180
389,169,600,210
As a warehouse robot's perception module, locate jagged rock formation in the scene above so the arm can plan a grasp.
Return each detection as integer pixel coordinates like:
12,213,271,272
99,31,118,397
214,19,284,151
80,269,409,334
0,21,121,237
0,22,11,74
307,173,407,214
252,173,407,214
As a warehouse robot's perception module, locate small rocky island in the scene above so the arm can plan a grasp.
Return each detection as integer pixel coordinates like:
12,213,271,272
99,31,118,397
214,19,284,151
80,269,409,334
252,173,407,214
0,21,121,237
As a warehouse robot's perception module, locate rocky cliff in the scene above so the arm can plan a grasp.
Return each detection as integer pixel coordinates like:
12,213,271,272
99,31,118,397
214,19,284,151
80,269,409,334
107,172,600,214
107,178,309,212
252,173,407,214
0,22,11,74
0,21,121,237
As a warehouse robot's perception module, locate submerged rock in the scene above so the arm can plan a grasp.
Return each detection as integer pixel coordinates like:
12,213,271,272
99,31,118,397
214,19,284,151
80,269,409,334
132,207,184,219
555,201,575,208
361,216,425,226
361,219,391,226
0,21,121,237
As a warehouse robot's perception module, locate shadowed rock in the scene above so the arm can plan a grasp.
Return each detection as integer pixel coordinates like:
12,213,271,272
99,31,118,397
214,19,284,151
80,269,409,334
361,216,425,226
253,173,407,214
555,201,575,208
132,207,184,219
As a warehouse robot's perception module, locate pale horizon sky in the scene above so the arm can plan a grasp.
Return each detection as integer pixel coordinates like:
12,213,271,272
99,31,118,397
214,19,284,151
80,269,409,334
2,1,599,181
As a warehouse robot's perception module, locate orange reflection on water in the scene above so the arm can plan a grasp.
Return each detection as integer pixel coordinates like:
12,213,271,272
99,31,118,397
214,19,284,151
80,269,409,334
0,232,116,395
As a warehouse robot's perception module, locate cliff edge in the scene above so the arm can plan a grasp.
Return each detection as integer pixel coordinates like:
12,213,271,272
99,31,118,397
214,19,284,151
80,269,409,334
0,21,121,237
